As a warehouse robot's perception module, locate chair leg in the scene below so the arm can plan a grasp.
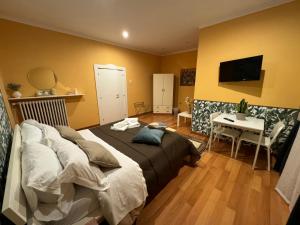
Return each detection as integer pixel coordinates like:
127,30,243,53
207,135,212,150
235,139,242,159
231,138,235,158
252,145,261,170
267,146,271,171
213,133,218,143
252,131,263,170
208,133,215,151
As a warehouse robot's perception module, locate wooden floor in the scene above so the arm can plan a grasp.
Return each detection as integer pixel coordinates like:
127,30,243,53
136,113,290,225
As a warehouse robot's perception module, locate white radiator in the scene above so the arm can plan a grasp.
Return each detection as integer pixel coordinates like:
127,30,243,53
18,98,69,126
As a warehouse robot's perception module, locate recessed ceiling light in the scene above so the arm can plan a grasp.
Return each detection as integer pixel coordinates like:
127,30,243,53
122,30,129,39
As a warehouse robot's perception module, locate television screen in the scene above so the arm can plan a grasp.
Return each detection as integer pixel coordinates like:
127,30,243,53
219,55,263,82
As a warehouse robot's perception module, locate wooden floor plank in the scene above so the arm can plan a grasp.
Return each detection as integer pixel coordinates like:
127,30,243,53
194,188,222,225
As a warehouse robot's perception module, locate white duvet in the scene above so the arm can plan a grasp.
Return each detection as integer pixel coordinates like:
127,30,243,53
78,129,148,225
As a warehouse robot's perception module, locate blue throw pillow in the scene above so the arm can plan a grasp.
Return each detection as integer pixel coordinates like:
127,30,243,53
132,127,165,145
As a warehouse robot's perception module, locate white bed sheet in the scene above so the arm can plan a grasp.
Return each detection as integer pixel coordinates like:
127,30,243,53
52,186,101,225
28,186,101,225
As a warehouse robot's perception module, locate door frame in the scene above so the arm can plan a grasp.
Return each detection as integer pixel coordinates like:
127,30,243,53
93,64,128,125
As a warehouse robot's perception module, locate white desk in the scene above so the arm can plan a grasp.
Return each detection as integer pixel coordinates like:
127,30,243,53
177,111,192,127
209,113,264,169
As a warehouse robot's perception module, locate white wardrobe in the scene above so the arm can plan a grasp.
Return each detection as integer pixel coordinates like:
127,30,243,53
153,74,174,114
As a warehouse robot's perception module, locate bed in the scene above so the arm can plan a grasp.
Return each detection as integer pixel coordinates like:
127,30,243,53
2,122,200,225
88,122,200,201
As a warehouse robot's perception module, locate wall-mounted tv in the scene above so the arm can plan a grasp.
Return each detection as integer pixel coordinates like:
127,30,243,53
219,55,263,82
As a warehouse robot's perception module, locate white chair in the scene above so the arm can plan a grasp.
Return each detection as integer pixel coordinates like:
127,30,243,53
235,121,285,171
209,112,241,157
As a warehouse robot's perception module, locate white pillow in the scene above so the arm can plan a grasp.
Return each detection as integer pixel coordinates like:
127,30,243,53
20,120,62,149
42,123,61,138
39,123,63,150
20,122,43,144
22,143,74,221
51,138,109,191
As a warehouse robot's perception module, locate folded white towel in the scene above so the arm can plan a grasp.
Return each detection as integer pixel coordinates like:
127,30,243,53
128,122,140,129
111,118,140,131
111,121,129,131
124,117,139,123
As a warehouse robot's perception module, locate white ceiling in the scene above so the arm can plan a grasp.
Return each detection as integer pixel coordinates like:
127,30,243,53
0,0,292,55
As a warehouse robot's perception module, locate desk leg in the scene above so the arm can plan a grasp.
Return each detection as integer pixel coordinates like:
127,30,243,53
208,124,213,152
252,131,263,170
177,115,180,127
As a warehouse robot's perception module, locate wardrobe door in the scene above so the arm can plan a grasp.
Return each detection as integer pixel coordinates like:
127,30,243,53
153,74,164,106
162,74,174,106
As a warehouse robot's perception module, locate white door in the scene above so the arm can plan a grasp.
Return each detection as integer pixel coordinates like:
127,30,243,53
94,64,128,125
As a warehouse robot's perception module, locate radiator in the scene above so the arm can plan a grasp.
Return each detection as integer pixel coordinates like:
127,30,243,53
18,98,69,126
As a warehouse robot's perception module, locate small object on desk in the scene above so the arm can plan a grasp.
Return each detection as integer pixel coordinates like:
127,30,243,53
224,117,234,122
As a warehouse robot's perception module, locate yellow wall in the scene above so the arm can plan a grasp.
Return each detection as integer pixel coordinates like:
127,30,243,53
0,73,15,127
0,19,160,129
160,51,197,112
194,1,300,108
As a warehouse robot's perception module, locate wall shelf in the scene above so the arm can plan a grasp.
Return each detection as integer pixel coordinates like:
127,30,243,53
8,94,84,103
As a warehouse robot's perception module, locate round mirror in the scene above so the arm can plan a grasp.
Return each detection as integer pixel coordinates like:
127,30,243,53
27,67,57,90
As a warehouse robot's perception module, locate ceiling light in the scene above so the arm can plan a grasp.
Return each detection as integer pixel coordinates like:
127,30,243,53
122,30,129,39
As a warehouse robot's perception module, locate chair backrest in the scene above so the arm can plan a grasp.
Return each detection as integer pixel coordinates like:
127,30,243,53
210,112,221,126
269,121,285,145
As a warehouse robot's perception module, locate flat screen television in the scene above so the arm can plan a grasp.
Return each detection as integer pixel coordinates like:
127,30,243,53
219,55,263,82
